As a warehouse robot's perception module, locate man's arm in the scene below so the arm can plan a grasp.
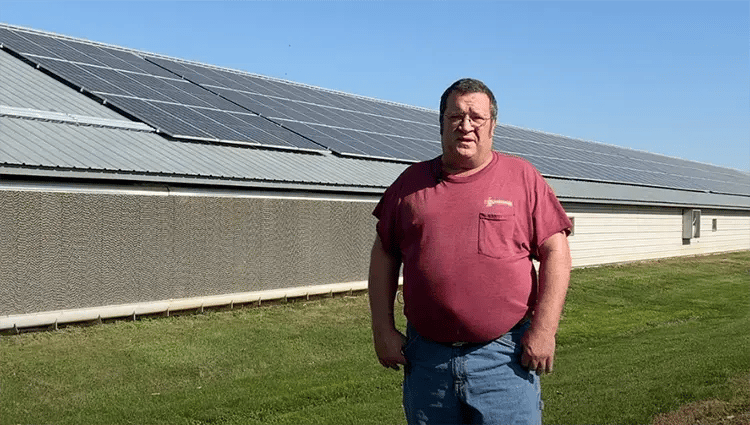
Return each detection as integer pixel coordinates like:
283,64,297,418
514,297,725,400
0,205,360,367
521,230,572,374
368,234,407,370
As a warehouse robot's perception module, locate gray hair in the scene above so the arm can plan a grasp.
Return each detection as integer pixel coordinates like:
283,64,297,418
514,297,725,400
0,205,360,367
439,78,498,134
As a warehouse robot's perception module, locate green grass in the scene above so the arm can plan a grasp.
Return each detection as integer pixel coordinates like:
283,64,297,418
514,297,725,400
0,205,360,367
543,252,750,424
0,251,748,424
0,298,406,425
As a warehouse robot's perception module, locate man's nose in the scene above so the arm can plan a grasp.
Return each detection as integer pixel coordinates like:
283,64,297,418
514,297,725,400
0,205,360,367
458,115,474,132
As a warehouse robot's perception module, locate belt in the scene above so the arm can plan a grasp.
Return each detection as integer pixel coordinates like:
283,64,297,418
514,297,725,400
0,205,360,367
448,317,530,347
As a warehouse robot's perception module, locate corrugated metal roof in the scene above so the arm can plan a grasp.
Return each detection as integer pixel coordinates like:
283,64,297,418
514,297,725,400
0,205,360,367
0,49,124,119
0,116,407,190
0,105,152,131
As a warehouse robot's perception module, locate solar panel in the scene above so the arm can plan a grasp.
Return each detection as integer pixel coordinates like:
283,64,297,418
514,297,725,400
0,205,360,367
107,95,214,139
142,56,440,161
213,89,285,119
496,123,740,190
0,26,45,56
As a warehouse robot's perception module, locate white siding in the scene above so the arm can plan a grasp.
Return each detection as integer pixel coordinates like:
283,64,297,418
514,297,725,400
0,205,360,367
562,203,750,267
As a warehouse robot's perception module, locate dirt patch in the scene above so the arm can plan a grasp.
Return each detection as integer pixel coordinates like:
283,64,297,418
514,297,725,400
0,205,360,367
652,375,749,425
652,399,749,425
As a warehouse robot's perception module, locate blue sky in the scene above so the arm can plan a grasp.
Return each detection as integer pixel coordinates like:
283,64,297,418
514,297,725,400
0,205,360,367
2,0,748,172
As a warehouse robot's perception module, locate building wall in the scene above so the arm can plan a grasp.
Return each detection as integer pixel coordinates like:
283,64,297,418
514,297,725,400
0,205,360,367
0,187,378,316
2,187,749,320
564,203,750,267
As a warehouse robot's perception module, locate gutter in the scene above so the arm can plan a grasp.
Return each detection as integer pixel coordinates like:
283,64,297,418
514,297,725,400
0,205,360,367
0,280,382,332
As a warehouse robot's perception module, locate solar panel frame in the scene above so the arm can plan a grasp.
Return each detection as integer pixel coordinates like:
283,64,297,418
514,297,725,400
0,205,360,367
144,56,218,84
344,131,413,161
369,101,407,120
104,95,216,139
74,48,146,74
216,72,265,93
265,78,308,101
344,110,386,133
6,29,72,59
245,76,290,98
358,98,392,117
95,68,177,103
280,121,330,142
388,134,441,160
388,119,423,140
263,95,320,122
301,86,342,106
106,50,177,78
151,102,245,141
495,136,531,156
233,114,325,151
410,109,438,125
412,122,439,140
28,35,175,79
332,128,392,156
47,41,111,67
313,107,359,129
275,82,322,104
325,92,362,111
400,107,432,124
29,57,131,96
204,89,260,116
301,125,373,156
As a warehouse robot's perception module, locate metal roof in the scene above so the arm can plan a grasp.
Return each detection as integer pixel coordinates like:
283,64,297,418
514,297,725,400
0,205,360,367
1,23,748,208
0,115,407,192
0,48,124,119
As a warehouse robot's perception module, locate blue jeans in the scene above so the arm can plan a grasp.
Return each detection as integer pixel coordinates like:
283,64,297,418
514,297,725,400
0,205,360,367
402,321,542,425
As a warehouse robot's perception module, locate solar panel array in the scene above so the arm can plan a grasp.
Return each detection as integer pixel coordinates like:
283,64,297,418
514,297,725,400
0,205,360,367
494,126,749,195
0,25,440,161
0,26,327,152
144,56,440,160
1,24,748,196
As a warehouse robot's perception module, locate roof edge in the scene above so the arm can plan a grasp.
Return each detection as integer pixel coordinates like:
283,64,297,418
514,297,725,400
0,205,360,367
548,177,750,210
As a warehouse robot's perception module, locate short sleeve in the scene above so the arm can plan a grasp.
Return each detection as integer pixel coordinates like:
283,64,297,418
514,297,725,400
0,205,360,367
529,168,572,256
373,181,403,259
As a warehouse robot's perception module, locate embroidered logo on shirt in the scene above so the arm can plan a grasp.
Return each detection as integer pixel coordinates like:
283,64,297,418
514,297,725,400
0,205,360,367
485,198,513,207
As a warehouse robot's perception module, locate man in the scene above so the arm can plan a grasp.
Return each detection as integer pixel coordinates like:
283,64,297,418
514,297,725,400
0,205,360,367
368,78,572,425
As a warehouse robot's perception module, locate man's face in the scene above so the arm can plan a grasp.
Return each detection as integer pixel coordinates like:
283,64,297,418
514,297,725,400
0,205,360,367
440,91,496,171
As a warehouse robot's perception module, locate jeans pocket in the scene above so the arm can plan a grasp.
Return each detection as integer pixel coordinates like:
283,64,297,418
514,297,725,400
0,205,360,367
402,324,420,355
495,331,517,350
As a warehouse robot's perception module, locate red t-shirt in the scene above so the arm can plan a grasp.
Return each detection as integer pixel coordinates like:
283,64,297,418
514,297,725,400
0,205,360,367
374,151,571,343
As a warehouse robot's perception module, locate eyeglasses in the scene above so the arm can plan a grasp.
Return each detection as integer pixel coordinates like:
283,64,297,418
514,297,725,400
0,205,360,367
444,112,491,129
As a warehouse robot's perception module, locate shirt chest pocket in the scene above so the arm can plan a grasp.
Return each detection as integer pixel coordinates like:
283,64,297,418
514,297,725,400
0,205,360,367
478,212,519,259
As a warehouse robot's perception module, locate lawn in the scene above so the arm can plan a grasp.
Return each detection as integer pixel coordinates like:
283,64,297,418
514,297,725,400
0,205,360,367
1,251,748,424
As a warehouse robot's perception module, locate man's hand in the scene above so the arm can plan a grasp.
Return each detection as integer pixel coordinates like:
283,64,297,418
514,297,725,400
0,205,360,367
520,326,556,374
373,326,408,370
368,234,405,370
